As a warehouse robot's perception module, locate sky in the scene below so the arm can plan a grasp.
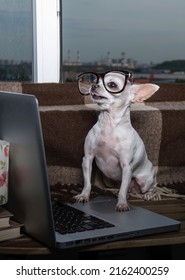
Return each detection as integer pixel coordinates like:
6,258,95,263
63,0,185,65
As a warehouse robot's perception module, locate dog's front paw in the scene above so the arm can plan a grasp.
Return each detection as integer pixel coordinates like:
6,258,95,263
74,194,89,203
142,189,157,201
116,202,130,212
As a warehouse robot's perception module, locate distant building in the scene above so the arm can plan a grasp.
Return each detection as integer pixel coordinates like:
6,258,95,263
64,50,138,69
64,49,82,66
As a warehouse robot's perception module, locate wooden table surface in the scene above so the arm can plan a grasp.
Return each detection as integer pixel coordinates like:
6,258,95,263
0,199,185,256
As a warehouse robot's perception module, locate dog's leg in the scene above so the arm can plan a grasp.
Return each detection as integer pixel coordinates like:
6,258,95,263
136,173,156,201
74,154,94,202
116,165,132,211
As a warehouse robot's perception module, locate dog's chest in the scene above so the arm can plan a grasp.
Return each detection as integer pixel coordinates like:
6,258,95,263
93,116,120,159
92,121,122,179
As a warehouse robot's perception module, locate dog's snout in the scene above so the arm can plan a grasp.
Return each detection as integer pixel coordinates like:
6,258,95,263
91,84,99,91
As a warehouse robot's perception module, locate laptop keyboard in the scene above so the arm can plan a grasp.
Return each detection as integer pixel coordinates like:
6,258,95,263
52,201,115,235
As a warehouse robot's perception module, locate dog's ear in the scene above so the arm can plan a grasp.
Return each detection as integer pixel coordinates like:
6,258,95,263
130,84,159,103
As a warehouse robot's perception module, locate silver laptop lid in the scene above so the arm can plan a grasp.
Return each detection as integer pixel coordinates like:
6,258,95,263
0,91,56,247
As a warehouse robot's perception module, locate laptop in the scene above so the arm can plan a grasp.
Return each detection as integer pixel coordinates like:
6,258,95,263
0,91,180,249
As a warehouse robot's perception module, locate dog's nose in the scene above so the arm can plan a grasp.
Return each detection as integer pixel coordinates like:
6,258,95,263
91,84,99,91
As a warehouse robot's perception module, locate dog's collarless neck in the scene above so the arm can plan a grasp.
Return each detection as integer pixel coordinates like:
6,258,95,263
99,106,131,126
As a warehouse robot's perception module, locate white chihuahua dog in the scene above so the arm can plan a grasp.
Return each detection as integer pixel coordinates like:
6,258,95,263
75,70,159,211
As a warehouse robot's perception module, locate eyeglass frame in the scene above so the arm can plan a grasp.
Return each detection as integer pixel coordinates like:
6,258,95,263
77,70,133,95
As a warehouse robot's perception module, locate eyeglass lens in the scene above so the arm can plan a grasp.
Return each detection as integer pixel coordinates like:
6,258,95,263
104,72,126,93
78,73,97,95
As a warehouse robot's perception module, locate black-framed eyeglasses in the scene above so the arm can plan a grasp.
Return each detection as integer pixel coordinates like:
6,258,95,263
77,70,133,95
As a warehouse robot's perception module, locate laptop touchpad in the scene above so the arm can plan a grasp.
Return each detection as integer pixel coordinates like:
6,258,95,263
88,200,136,214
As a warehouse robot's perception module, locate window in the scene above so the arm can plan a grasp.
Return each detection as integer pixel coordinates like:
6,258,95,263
0,0,32,81
1,1,185,83
0,0,61,83
62,0,185,83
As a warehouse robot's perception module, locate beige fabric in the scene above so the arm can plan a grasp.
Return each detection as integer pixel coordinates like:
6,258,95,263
42,102,185,186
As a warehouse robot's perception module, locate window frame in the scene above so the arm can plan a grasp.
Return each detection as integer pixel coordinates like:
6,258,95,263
32,0,61,83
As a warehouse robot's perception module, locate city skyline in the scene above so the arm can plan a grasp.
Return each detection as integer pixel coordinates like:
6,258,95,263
63,0,185,65
63,49,151,67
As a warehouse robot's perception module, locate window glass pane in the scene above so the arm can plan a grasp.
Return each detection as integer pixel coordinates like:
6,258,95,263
0,0,32,81
63,0,185,83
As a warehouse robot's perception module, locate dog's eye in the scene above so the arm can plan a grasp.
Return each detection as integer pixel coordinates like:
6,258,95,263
107,82,118,89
